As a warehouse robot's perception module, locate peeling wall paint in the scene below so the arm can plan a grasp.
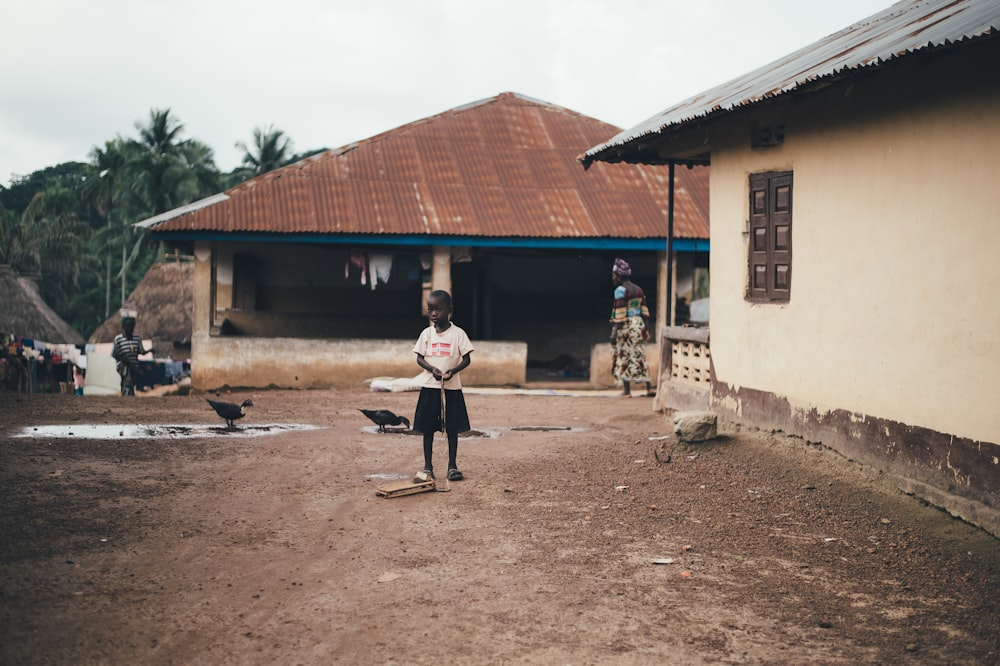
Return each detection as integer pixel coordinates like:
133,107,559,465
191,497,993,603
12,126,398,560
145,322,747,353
710,378,1000,537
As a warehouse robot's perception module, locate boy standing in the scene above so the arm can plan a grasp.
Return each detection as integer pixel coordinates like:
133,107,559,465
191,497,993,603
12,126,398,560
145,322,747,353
412,290,473,482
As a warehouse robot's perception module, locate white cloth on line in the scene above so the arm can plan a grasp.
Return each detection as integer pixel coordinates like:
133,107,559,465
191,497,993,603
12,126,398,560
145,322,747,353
368,253,393,290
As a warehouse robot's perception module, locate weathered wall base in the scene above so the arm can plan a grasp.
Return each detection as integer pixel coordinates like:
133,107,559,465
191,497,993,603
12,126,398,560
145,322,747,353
191,335,526,390
711,379,1000,538
654,382,710,413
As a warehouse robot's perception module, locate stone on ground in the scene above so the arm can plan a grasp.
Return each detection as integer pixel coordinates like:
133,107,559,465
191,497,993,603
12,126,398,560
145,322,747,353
674,411,718,442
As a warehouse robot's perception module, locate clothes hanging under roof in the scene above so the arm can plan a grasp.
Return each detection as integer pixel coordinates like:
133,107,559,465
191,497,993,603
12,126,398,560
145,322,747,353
368,253,393,290
346,250,367,286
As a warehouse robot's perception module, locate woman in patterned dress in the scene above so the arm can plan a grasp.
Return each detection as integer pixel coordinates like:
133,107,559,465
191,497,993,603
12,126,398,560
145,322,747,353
609,258,655,398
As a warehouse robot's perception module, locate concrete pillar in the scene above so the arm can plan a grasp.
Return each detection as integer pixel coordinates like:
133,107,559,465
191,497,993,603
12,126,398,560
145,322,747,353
432,246,452,294
191,241,213,389
192,241,212,338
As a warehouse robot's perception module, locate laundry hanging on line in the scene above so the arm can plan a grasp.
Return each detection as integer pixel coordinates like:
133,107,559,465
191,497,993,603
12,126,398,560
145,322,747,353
346,250,367,286
345,250,426,289
368,253,393,290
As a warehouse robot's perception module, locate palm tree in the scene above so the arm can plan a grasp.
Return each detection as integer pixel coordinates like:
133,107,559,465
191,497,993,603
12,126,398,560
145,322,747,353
130,108,220,214
182,140,221,200
87,109,221,313
131,108,192,215
84,138,136,317
84,139,131,218
236,124,294,177
30,186,93,323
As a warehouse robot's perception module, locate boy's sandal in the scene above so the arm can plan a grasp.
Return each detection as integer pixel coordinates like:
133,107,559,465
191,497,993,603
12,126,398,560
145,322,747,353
447,468,464,481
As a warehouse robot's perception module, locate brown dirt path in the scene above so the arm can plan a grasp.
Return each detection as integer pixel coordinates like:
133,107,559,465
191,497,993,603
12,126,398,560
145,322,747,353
0,389,997,664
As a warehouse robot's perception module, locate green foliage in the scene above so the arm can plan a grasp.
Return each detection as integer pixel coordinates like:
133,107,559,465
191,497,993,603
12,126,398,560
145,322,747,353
226,124,312,187
0,187,93,334
129,108,221,215
4,109,320,339
0,162,97,228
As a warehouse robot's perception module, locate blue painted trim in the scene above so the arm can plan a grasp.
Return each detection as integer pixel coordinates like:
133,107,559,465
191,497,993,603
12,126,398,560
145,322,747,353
150,231,709,252
674,239,709,252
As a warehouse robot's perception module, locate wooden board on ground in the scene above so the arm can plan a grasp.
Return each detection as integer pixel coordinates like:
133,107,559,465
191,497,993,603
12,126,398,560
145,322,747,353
375,479,436,498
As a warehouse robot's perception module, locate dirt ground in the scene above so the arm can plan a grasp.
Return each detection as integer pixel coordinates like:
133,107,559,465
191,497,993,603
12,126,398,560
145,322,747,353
1,387,997,665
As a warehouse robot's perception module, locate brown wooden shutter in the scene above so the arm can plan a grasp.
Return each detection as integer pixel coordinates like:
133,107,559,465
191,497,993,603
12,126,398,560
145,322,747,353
771,173,793,300
749,174,770,301
748,171,793,302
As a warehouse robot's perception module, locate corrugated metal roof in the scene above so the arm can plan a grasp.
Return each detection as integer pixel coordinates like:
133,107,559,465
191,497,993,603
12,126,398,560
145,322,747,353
145,92,709,241
583,0,1000,165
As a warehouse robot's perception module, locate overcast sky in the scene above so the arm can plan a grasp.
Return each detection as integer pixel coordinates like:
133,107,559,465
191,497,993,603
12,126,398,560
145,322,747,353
2,0,892,185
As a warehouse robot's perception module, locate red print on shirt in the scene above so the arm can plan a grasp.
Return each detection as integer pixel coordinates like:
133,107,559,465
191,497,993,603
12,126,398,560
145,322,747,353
430,342,452,357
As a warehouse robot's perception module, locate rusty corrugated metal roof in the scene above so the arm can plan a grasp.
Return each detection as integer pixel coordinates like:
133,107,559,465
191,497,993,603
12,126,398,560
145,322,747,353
583,0,1000,165
144,92,709,241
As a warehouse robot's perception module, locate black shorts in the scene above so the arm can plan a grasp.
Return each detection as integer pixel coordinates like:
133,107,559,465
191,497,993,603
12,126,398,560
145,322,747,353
413,387,471,434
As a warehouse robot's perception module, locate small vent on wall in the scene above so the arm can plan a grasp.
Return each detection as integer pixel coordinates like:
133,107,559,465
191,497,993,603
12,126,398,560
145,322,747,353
752,123,785,148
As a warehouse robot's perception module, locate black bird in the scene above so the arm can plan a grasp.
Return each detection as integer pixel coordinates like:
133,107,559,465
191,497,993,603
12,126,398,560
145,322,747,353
360,409,410,432
207,398,254,429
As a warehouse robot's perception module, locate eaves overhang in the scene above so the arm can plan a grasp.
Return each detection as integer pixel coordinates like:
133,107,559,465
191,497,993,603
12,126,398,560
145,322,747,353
134,193,230,229
149,230,709,253
581,0,1000,168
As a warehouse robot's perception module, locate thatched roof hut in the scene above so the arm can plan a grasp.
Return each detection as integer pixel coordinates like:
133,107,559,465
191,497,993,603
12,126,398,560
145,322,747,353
0,264,84,344
89,261,193,347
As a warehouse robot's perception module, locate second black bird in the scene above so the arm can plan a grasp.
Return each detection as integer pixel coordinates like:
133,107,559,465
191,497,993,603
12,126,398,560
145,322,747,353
360,409,411,432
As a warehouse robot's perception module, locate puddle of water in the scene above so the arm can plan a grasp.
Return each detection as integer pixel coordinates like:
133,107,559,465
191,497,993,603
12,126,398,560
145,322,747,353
458,429,499,439
359,425,582,438
14,423,320,440
15,423,580,443
360,426,412,436
505,425,587,433
366,472,408,481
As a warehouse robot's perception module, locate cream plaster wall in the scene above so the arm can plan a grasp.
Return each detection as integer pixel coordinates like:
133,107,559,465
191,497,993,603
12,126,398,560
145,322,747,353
708,53,1000,444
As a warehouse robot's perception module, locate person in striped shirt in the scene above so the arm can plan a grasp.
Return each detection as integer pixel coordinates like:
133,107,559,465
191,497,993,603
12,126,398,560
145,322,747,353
111,316,150,396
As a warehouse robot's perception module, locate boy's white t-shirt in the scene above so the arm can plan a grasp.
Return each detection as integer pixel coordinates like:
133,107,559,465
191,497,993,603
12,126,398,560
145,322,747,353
412,323,474,389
